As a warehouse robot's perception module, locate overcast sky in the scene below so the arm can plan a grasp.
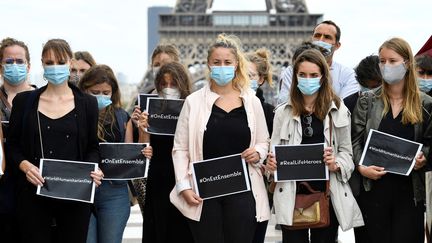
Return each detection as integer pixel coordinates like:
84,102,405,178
1,0,430,85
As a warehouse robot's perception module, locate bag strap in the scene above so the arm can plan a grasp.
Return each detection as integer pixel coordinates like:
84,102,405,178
325,180,330,196
36,110,44,159
0,88,11,111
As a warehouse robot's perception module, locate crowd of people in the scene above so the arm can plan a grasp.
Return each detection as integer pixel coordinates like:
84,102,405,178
0,19,432,243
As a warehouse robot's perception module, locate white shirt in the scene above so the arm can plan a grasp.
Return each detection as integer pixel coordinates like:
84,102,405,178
277,61,359,105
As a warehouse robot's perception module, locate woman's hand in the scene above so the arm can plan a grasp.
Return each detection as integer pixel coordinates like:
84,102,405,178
265,152,277,175
131,106,142,127
20,160,44,186
414,152,426,170
137,111,150,132
357,165,386,180
323,147,340,172
91,169,104,187
180,189,202,206
142,146,153,159
242,147,260,164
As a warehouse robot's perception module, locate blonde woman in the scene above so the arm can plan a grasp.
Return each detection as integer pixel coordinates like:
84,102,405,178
170,34,270,243
352,37,432,243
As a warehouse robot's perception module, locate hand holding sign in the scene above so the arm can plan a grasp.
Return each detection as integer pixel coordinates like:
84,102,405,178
20,160,44,186
146,98,184,136
359,129,422,176
265,152,277,175
142,145,153,159
37,159,98,203
323,147,339,172
273,143,328,181
138,111,150,131
99,143,149,180
90,169,104,186
131,106,142,127
181,189,203,206
358,165,386,180
241,147,260,164
192,154,250,200
414,152,426,170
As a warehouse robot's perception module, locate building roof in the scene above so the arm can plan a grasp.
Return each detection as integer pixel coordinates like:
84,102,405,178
211,0,267,11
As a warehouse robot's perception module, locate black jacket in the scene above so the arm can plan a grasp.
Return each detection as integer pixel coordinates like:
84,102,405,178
7,84,100,189
256,88,275,135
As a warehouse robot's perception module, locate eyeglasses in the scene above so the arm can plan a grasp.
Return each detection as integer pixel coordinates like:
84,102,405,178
3,58,26,65
302,114,313,137
418,70,432,76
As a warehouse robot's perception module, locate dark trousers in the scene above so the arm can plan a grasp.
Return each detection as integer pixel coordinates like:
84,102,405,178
252,176,272,243
143,190,193,243
351,192,371,243
360,174,424,243
252,220,269,243
281,201,339,243
188,191,257,243
0,212,18,243
17,185,91,243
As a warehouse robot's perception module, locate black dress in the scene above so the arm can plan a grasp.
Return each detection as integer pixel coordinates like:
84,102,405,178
142,133,193,243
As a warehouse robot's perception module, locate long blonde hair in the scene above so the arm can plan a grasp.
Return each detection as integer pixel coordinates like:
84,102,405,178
379,37,422,124
207,33,249,90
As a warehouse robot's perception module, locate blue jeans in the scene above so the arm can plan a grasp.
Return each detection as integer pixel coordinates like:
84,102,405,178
86,180,130,243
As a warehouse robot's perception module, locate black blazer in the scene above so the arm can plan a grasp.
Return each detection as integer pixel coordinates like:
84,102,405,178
7,84,100,187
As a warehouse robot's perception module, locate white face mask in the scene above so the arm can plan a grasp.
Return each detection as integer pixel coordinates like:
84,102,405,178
161,87,181,99
380,63,407,84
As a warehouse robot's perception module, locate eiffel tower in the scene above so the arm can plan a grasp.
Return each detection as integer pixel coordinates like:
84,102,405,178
133,0,322,107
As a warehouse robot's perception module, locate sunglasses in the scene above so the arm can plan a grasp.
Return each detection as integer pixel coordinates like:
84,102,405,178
3,58,26,65
302,114,313,137
418,70,432,76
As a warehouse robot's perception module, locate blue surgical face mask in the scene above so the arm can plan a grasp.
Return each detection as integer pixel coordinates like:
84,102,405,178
94,95,112,110
250,79,259,91
312,40,333,55
44,65,70,85
210,66,235,86
418,78,432,92
3,64,27,85
380,63,406,84
297,77,321,95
